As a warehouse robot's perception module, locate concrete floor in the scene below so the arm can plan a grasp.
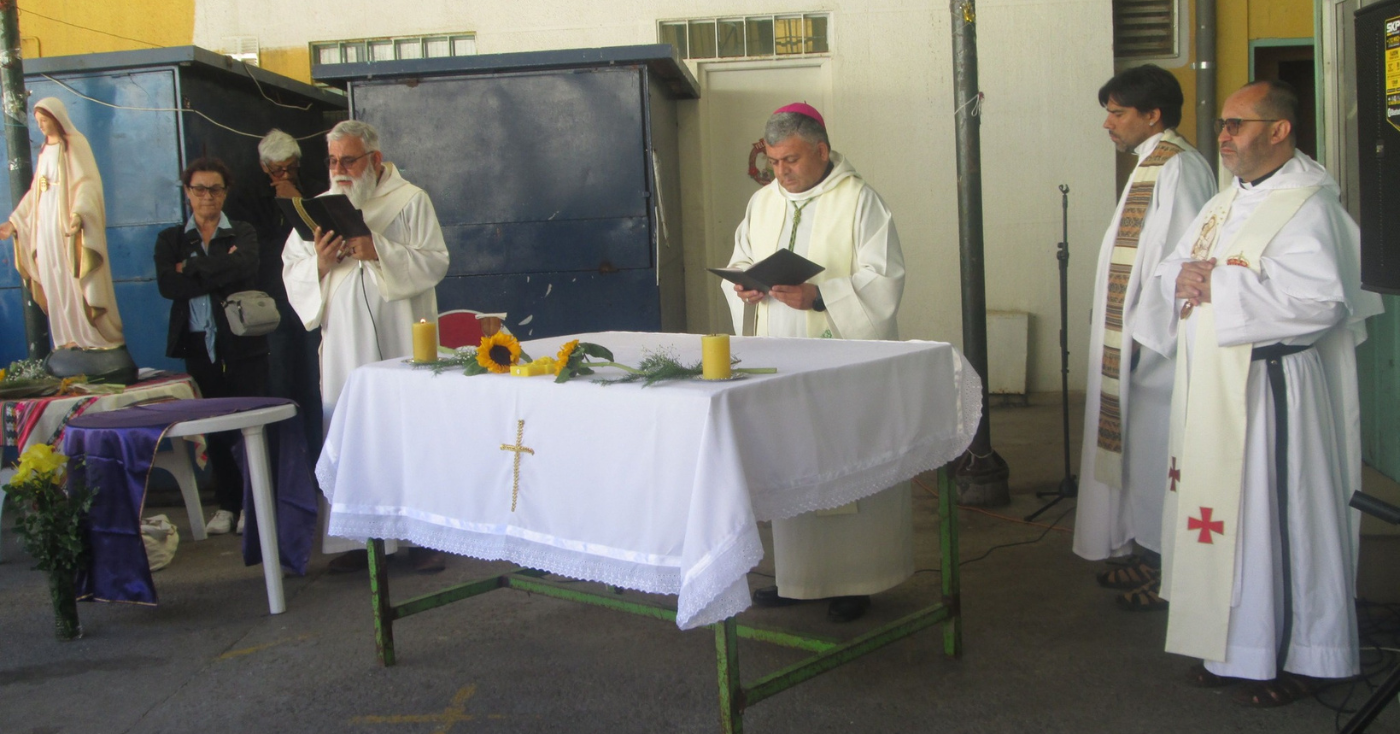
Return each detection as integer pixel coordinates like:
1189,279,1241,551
3,394,1398,733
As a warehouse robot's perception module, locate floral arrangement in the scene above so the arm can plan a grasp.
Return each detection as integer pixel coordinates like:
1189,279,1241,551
414,335,776,387
4,443,96,640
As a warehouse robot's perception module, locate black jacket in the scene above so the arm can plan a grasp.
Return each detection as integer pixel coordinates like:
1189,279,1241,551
154,219,269,364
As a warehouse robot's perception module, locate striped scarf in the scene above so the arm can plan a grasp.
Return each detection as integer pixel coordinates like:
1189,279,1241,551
1094,130,1186,487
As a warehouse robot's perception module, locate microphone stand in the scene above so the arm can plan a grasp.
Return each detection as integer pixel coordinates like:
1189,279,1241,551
1027,184,1078,521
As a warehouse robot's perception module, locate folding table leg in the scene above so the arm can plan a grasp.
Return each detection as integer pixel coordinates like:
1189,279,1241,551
241,424,285,614
715,616,743,734
369,538,395,666
939,466,962,658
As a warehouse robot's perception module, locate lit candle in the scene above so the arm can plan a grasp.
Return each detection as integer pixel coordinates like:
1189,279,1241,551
702,334,731,380
412,318,437,363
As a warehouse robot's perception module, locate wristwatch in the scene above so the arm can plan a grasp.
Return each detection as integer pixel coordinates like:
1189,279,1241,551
812,287,826,312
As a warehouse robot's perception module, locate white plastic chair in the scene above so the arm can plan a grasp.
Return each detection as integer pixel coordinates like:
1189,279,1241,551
151,438,207,541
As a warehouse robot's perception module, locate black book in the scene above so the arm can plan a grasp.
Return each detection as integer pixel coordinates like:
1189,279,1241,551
275,194,371,241
708,249,825,293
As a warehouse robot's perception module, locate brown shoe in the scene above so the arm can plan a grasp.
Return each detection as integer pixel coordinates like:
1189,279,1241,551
1116,578,1168,612
327,549,368,574
409,548,447,574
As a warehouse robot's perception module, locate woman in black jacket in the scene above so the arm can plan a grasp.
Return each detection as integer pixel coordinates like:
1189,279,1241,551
154,157,269,535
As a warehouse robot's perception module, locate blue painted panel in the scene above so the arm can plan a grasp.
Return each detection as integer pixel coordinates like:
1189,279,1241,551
445,218,650,277
25,73,184,227
114,280,181,372
436,271,659,341
354,69,647,225
0,288,24,364
106,223,170,281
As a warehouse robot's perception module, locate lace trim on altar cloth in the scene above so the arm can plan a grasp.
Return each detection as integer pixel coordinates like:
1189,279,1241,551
327,513,762,629
675,527,765,629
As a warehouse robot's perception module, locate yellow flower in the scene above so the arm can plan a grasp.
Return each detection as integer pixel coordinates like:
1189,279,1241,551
0,368,7,381
554,340,580,375
14,443,66,484
476,332,523,374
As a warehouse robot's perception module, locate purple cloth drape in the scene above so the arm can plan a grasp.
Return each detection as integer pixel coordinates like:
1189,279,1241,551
63,397,318,604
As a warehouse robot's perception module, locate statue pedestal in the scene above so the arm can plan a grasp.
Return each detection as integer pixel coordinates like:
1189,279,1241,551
46,346,138,385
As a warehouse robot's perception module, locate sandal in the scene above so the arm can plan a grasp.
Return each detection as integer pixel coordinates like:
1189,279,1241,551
1232,673,1325,708
1096,559,1160,590
1115,578,1168,612
1187,663,1242,688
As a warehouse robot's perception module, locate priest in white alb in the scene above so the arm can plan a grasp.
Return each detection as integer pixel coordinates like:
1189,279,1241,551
1073,64,1215,611
282,119,450,574
1139,80,1383,706
723,103,905,623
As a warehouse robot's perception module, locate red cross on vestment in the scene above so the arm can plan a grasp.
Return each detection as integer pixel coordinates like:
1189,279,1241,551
1168,457,1180,492
1187,507,1224,544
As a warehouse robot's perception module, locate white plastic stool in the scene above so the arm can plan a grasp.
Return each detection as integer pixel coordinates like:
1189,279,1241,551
165,402,298,615
152,438,206,540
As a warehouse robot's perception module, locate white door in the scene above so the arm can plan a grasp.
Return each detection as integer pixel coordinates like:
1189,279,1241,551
693,60,830,333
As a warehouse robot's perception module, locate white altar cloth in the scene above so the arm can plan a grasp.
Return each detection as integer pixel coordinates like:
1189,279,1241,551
317,331,980,629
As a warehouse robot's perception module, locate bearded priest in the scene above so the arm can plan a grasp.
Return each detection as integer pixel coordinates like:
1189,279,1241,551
282,119,450,574
724,103,906,624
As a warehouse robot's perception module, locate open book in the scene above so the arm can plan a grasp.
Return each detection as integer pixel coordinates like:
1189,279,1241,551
276,194,371,241
708,249,825,293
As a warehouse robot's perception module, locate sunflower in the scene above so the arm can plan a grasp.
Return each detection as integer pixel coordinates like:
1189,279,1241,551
554,340,580,375
476,332,523,374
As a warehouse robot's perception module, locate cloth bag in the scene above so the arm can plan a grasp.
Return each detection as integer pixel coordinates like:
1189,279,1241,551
141,514,179,571
222,291,280,337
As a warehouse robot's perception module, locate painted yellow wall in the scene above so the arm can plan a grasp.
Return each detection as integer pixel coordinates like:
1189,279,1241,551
1169,0,1313,149
15,0,193,58
259,46,311,83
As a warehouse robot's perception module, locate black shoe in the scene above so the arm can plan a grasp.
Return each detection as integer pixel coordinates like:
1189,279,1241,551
327,549,368,574
751,585,808,608
827,596,871,623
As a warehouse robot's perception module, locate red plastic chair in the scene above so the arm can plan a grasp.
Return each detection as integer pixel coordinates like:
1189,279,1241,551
437,310,508,349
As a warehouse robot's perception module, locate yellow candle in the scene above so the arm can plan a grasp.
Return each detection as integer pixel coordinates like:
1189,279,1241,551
412,319,437,363
702,334,731,380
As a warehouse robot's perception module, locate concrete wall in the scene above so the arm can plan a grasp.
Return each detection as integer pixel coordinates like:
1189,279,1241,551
171,1,1118,393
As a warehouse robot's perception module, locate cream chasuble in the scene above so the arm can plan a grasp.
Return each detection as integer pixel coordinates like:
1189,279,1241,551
724,152,909,598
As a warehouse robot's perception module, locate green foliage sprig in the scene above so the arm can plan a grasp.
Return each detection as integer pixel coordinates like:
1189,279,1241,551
4,445,96,575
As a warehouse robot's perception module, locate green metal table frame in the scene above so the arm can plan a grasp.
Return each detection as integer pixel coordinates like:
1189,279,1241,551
364,468,960,733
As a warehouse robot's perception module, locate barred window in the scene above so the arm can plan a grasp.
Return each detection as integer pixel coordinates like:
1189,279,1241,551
659,13,829,60
312,33,476,66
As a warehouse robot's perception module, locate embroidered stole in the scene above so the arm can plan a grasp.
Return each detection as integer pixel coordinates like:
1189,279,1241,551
745,175,865,338
1093,129,1187,488
1160,184,1320,662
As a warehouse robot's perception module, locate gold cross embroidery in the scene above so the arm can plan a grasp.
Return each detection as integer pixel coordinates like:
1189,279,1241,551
499,419,534,512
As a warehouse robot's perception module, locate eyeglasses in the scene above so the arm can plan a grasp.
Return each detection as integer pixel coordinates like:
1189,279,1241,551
325,152,371,171
1213,118,1280,136
265,163,299,177
186,184,227,198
